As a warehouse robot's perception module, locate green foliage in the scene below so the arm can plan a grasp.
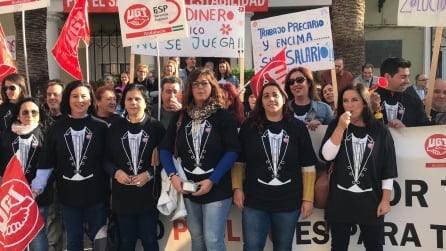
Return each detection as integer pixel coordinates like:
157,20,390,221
232,67,255,100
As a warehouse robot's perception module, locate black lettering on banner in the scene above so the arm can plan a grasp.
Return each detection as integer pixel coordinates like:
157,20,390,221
401,223,421,247
312,221,329,244
431,224,446,249
296,221,311,244
406,180,428,207
391,180,401,206
441,180,446,186
384,222,398,246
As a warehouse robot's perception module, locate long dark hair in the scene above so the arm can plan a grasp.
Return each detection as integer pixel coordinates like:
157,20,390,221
284,67,320,101
1,73,29,104
60,80,96,116
11,97,53,130
336,83,377,128
219,83,244,124
248,82,293,133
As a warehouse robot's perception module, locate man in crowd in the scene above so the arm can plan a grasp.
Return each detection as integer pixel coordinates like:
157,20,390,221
404,73,428,102
320,57,354,91
430,78,446,124
45,80,65,251
373,57,429,128
151,76,182,129
353,63,378,88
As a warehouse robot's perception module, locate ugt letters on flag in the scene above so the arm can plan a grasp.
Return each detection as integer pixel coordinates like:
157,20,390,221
0,154,44,251
249,47,287,98
52,0,90,80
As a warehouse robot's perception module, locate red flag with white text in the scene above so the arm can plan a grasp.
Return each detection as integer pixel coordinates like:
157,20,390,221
249,47,287,98
52,0,90,80
0,154,44,251
0,24,17,85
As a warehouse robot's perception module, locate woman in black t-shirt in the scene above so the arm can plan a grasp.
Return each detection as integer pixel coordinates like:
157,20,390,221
320,83,398,251
233,82,317,251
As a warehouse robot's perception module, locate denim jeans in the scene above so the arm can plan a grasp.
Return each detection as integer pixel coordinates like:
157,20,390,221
242,206,300,251
60,203,107,251
330,222,384,251
184,197,232,251
28,206,49,251
116,210,159,251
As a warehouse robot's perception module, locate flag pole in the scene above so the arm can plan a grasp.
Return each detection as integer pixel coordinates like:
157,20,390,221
156,42,161,121
85,40,89,82
21,10,31,94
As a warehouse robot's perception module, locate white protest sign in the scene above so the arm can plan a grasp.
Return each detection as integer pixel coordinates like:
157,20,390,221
118,0,188,46
251,7,334,72
157,125,446,250
398,0,446,26
0,0,49,14
131,5,245,58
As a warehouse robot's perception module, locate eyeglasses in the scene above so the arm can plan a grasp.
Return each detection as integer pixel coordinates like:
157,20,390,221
192,81,210,88
2,85,17,91
21,110,39,117
417,78,428,81
286,77,306,85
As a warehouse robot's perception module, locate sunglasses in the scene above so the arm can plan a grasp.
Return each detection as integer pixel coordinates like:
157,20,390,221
192,81,210,88
21,109,39,117
286,77,306,85
2,85,17,91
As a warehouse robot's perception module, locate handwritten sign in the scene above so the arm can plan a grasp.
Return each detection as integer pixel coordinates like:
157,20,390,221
184,0,267,12
131,5,245,58
398,0,446,26
0,0,49,14
118,0,188,46
251,7,334,72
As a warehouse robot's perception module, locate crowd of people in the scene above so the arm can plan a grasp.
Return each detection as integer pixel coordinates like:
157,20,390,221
0,55,444,251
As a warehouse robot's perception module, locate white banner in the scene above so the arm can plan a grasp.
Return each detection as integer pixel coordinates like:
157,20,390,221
130,5,245,58
118,0,188,47
157,125,446,250
0,0,49,14
251,7,334,72
398,0,446,27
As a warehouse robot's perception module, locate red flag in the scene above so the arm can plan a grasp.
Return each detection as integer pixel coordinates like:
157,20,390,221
52,0,90,80
249,48,287,98
0,154,44,250
0,24,17,85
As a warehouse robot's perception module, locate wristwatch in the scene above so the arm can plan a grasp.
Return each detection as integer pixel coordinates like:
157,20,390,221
168,173,178,180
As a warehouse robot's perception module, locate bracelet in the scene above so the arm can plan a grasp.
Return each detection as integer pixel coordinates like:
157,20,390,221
168,173,178,180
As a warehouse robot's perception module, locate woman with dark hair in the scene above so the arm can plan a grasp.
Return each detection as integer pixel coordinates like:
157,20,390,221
160,68,240,251
0,98,52,251
105,84,165,250
285,67,333,131
0,73,29,132
321,83,336,114
219,82,244,125
217,59,240,88
319,83,397,251
31,80,109,250
233,82,317,251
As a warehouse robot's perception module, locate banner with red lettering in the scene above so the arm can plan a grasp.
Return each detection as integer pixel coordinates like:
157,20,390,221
0,24,16,85
52,0,90,80
118,0,188,46
0,154,44,250
249,47,287,98
0,0,49,14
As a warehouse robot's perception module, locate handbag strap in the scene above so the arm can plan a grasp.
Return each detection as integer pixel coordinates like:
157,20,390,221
173,111,184,158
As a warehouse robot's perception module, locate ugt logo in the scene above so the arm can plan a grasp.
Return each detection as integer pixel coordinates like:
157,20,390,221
124,4,151,29
425,134,446,159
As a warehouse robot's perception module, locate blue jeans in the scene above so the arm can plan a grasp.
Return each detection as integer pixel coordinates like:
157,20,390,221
184,197,232,251
116,211,159,251
60,203,107,251
28,206,49,251
330,223,384,251
242,207,300,251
